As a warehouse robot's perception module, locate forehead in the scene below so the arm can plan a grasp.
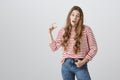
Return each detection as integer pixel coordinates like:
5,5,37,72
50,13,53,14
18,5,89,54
71,10,80,15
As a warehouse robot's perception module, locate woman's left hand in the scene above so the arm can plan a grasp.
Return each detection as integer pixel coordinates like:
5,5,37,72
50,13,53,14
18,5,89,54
75,60,85,67
75,58,89,67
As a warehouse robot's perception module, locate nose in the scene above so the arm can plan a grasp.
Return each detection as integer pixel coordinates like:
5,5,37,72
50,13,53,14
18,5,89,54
73,16,77,20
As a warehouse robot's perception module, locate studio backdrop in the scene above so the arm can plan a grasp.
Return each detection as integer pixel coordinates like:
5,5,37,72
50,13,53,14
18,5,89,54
0,0,120,80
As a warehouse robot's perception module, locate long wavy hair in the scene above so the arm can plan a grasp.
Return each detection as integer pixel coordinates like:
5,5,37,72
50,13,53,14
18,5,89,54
61,6,84,54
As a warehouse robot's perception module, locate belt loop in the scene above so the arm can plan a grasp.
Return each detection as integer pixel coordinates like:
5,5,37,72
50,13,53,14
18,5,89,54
71,58,74,64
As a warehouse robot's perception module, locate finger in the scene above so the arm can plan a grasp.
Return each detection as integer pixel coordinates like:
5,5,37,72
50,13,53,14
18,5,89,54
75,62,78,65
49,26,52,29
52,22,56,26
78,60,82,62
49,26,54,30
75,62,81,67
49,23,55,28
53,26,57,29
51,26,57,30
52,23,57,27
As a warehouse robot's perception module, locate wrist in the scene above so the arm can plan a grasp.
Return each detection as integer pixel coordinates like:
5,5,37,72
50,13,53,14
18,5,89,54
49,31,52,34
82,57,89,63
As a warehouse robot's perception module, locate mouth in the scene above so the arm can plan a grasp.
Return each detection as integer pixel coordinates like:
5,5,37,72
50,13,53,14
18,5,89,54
72,20,76,23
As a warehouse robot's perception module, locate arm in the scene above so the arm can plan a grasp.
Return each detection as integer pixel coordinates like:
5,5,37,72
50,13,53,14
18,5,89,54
75,26,98,67
49,31,54,43
49,27,64,51
85,26,98,61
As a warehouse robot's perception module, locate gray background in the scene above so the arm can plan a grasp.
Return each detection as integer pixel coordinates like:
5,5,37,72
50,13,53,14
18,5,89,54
0,0,120,80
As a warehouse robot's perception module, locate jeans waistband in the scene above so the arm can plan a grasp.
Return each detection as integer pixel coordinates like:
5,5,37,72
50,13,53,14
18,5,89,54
74,58,83,62
66,58,83,63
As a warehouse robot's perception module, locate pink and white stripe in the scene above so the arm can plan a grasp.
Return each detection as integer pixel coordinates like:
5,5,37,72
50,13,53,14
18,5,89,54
49,25,98,63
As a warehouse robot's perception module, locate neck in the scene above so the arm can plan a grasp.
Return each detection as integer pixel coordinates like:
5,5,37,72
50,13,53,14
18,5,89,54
71,25,77,28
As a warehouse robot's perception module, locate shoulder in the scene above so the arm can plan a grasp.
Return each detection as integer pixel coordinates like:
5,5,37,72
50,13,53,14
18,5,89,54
83,25,92,30
83,25,93,32
58,27,65,34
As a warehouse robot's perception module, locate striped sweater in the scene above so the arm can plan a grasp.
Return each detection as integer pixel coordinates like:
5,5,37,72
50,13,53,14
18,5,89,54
49,25,98,64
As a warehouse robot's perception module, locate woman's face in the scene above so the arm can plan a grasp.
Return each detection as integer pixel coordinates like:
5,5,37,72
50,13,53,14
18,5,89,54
70,10,80,27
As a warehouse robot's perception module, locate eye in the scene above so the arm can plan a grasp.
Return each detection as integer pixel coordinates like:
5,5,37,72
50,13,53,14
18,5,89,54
76,15,80,17
71,14,74,16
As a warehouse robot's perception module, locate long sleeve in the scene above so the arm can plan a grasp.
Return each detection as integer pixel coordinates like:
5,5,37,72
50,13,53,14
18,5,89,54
85,27,98,60
49,28,64,51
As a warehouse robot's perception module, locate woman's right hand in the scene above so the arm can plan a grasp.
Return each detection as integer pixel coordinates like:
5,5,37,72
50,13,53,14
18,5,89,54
49,23,57,33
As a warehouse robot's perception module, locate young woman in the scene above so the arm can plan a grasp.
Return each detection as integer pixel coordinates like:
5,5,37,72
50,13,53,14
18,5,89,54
49,6,98,80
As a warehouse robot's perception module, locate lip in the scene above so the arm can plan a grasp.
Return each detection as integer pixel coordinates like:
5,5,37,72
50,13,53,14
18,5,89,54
72,20,76,23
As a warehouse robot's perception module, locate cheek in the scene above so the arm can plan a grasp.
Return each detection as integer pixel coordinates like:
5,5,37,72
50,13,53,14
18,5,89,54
77,19,80,22
70,16,73,20
77,17,80,20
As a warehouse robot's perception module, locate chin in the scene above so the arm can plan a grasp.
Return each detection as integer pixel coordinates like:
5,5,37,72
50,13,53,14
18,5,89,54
71,24,76,27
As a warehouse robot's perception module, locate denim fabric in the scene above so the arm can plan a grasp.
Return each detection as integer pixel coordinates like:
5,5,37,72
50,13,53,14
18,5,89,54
61,58,91,80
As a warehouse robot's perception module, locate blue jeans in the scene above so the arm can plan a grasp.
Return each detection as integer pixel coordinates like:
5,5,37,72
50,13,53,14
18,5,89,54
61,58,91,80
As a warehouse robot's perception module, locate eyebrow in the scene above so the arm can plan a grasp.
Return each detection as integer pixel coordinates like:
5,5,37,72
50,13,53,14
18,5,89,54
71,12,80,16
